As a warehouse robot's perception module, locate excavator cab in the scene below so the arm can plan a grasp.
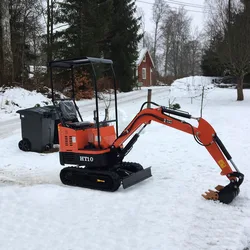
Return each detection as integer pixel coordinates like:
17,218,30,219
49,57,119,139
49,56,244,204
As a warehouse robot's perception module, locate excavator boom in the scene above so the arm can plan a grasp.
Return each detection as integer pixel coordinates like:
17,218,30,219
112,102,244,204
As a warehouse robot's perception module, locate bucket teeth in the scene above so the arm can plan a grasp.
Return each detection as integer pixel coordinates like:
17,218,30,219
202,189,219,201
215,185,224,191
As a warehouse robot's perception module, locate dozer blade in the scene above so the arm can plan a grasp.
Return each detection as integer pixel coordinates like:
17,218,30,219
122,167,152,189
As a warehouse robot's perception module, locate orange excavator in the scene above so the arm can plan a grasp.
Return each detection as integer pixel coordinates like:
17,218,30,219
49,57,244,204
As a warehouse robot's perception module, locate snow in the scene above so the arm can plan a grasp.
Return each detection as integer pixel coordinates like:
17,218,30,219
136,47,148,65
0,76,250,250
169,76,215,99
0,87,52,120
29,65,47,78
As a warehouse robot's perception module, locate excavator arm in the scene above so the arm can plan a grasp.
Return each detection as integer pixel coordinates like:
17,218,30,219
112,102,244,204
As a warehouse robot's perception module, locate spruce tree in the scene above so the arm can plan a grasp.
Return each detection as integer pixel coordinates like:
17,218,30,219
201,48,225,77
53,0,142,92
201,33,225,77
53,0,113,58
109,0,143,92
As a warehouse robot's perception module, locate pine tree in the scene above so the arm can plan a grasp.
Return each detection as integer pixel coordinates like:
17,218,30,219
109,0,143,92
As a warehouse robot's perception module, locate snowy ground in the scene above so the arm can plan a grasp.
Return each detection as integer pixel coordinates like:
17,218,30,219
0,76,250,250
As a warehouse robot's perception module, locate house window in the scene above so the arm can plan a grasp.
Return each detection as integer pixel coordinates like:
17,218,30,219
142,68,146,79
143,56,146,62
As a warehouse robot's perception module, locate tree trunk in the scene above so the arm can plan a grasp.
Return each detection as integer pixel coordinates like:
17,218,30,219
237,75,244,101
47,0,51,75
0,0,13,85
164,51,168,76
153,22,158,65
0,23,3,86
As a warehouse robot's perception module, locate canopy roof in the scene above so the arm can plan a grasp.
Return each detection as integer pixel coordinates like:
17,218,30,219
49,57,113,68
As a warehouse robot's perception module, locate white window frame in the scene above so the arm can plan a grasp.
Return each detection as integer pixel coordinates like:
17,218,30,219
142,68,146,80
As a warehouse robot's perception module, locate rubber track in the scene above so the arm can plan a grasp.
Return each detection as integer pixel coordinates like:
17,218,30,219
60,167,121,192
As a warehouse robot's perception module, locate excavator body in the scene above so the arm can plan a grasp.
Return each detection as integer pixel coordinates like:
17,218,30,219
49,57,244,204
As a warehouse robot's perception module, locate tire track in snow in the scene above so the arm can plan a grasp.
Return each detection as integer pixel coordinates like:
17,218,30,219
0,167,61,187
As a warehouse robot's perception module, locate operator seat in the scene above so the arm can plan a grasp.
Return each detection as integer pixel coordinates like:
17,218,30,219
58,100,94,129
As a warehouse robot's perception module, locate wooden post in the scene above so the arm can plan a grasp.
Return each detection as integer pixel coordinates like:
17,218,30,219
200,86,205,117
147,89,152,108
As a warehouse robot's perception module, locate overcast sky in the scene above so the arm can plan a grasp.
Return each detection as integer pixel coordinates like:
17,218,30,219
135,0,208,34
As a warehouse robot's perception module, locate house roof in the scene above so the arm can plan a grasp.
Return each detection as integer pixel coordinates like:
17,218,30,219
136,47,155,68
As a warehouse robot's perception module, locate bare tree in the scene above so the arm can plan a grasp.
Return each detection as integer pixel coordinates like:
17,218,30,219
160,9,174,76
186,28,203,75
144,32,154,54
160,8,191,78
136,7,146,48
0,0,13,86
152,0,168,70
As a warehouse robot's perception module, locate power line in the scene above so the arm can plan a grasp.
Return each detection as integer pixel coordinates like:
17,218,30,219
163,0,205,9
136,0,209,14
137,0,207,12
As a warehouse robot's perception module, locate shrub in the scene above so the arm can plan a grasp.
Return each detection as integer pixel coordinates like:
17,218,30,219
171,103,181,110
11,101,20,107
64,71,94,100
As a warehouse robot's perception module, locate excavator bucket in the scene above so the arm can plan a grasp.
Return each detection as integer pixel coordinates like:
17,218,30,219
202,172,244,204
202,183,240,204
122,167,152,189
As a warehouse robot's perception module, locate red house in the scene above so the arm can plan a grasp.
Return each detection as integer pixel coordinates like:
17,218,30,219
136,48,156,87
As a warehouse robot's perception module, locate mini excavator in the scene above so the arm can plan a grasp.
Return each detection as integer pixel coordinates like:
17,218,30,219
49,57,244,204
